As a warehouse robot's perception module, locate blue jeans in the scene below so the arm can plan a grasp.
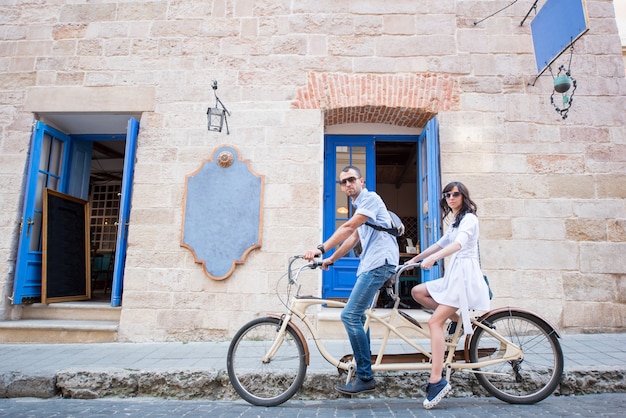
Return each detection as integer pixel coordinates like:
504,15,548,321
340,263,396,381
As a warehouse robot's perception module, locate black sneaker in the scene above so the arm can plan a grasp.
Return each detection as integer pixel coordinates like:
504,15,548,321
335,377,376,395
423,378,451,409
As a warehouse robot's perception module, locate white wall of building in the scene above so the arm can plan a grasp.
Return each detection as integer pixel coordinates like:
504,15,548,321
0,1,624,341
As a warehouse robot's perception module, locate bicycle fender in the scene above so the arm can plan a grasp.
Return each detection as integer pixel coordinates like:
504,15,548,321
267,313,310,366
462,307,561,362
475,307,562,338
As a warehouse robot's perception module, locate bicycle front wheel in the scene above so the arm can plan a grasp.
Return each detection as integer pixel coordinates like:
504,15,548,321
227,317,307,406
469,309,564,404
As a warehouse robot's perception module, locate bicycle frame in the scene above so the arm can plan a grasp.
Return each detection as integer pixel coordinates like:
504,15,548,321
267,259,523,380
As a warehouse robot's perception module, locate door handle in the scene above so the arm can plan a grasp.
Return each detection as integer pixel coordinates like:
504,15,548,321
26,217,34,238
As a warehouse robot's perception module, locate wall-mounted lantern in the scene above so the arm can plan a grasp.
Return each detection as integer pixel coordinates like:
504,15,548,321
207,80,231,134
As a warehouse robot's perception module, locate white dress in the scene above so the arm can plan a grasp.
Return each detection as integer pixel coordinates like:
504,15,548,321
425,213,490,335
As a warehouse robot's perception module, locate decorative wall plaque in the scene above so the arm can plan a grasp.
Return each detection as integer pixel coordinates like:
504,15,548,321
181,145,264,280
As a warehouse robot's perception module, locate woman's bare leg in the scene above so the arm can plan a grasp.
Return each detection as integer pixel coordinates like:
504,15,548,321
411,283,462,382
428,304,458,382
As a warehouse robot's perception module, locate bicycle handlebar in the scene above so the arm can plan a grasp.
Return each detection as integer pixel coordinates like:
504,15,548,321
395,262,421,276
287,256,324,284
287,256,431,285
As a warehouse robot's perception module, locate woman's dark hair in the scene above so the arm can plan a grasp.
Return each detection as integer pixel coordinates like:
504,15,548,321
439,181,478,228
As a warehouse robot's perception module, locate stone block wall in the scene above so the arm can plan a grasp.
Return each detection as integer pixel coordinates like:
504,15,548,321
0,1,624,341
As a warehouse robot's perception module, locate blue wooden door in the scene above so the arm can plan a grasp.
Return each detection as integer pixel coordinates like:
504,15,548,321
12,122,71,304
110,117,139,307
418,117,442,282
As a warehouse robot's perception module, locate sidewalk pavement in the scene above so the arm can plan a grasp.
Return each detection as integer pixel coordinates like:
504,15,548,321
0,333,625,400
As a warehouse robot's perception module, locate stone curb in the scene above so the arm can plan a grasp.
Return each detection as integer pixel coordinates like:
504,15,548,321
1,368,625,400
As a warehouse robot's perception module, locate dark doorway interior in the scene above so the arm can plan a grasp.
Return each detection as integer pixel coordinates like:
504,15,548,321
375,141,420,308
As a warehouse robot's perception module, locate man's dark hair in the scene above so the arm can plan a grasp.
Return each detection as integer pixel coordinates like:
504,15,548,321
341,165,362,178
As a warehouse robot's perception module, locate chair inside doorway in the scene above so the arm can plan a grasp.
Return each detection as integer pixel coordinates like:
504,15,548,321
92,251,114,296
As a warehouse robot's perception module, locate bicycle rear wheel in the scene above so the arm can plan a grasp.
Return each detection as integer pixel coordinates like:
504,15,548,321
227,316,307,406
469,309,564,404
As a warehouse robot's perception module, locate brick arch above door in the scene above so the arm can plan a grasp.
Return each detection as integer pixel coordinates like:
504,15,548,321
291,72,459,128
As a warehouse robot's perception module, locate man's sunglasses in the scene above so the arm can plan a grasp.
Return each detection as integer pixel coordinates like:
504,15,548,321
339,177,359,186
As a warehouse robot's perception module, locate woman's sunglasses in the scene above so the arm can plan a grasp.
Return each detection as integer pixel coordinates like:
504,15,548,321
443,191,462,199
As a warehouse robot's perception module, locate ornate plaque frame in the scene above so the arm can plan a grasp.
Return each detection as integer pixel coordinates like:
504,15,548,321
181,145,264,280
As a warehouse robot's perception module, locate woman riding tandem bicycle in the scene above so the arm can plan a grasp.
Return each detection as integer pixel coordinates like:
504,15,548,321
405,181,490,409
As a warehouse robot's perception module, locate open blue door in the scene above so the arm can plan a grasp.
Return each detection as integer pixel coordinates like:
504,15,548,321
418,117,442,282
110,117,139,307
12,122,71,304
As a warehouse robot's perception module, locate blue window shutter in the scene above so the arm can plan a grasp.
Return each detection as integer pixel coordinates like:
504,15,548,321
110,117,139,307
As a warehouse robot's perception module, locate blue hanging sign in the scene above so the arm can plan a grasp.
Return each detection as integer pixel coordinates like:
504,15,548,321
531,0,589,76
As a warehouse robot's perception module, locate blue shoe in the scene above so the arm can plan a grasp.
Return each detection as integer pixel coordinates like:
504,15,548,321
423,378,451,409
335,377,376,395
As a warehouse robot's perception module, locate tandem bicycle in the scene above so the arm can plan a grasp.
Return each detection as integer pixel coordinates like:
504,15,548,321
227,256,564,406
